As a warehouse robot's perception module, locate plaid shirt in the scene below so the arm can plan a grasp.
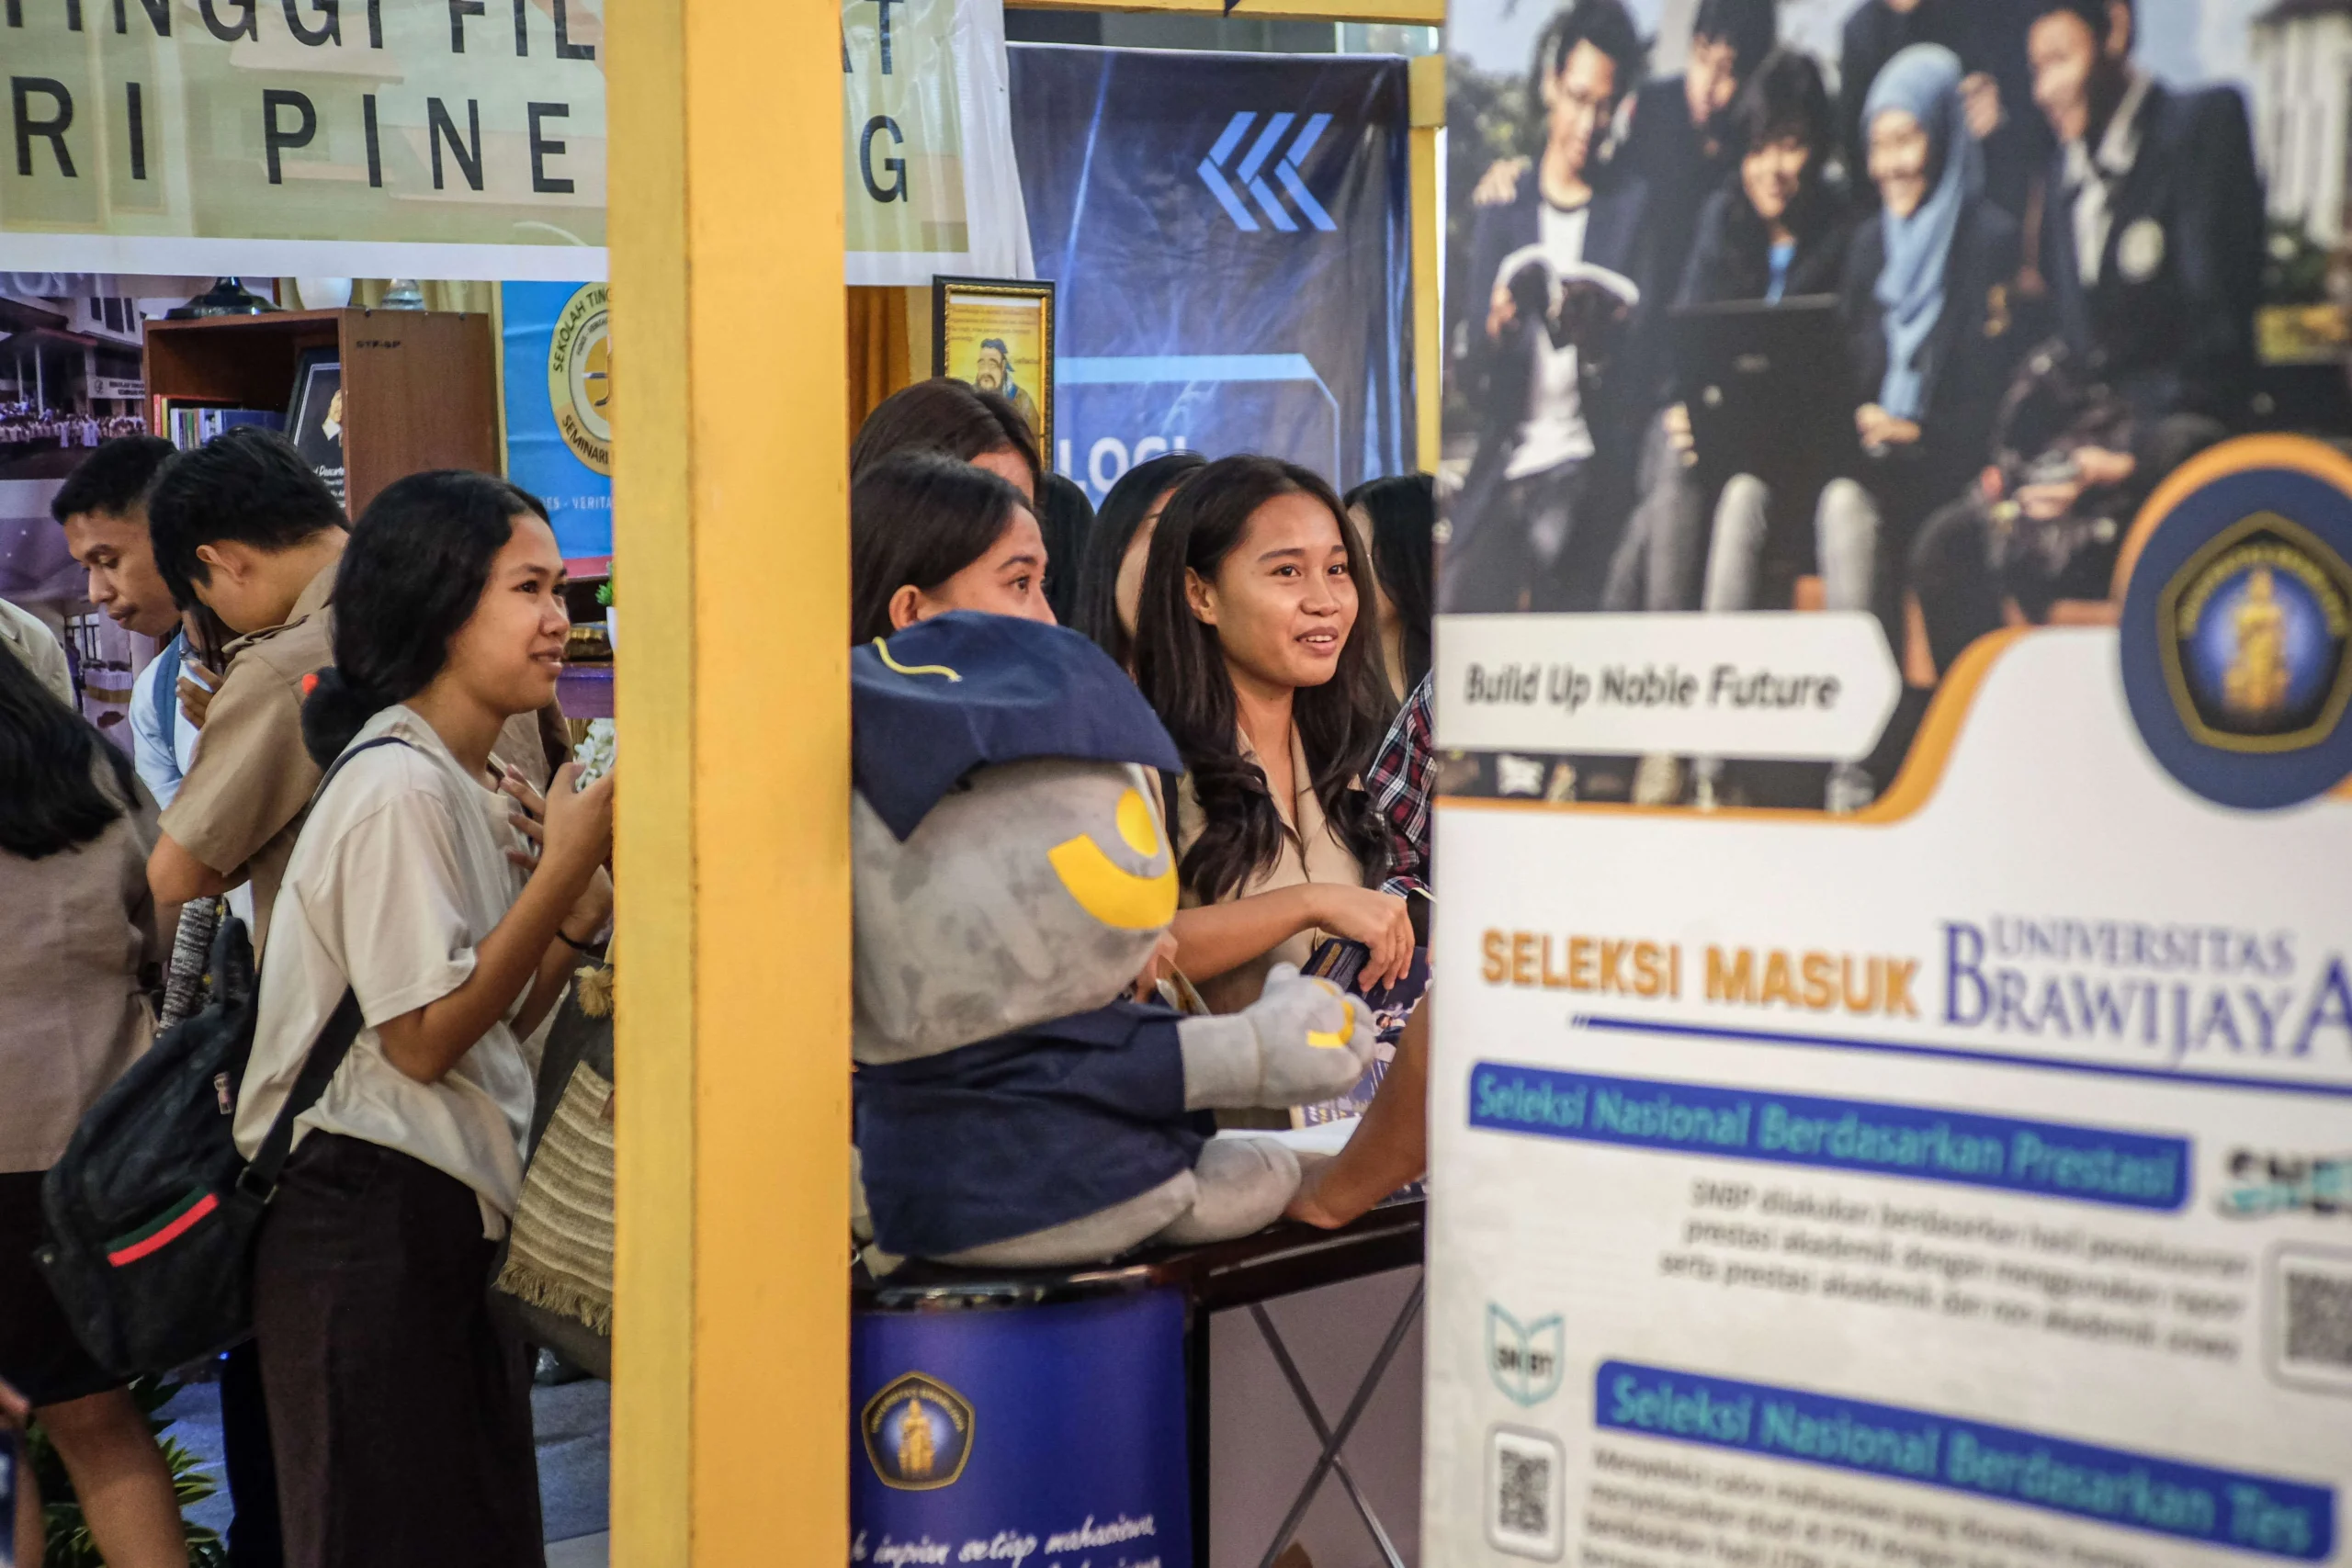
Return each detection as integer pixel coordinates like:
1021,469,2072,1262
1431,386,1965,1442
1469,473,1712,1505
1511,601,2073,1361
1368,673,1434,899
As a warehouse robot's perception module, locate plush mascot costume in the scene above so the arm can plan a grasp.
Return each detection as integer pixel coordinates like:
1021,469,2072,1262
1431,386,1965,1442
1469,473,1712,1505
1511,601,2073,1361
850,614,1375,1269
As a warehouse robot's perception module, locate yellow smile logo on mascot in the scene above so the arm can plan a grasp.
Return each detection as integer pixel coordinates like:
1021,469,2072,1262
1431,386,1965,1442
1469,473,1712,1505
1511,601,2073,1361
1047,787,1177,931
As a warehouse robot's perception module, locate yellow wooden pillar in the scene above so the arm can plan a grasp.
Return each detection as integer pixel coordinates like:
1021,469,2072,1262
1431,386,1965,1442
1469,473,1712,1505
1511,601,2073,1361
607,1,851,1562
1408,52,1445,474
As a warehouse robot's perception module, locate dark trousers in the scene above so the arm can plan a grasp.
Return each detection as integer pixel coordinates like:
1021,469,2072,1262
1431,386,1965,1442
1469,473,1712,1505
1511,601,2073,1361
220,1340,284,1568
1442,458,1592,614
254,1134,541,1568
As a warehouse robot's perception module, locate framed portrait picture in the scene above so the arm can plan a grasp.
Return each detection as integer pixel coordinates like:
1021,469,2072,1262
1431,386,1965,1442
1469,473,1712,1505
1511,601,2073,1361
286,348,346,506
932,276,1056,457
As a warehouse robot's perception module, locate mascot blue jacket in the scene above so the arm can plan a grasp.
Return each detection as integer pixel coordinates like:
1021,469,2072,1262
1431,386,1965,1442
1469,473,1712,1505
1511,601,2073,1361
849,614,1374,1269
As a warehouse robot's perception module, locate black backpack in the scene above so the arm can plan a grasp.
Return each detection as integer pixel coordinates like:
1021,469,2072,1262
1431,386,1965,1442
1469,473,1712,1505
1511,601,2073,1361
35,737,404,1378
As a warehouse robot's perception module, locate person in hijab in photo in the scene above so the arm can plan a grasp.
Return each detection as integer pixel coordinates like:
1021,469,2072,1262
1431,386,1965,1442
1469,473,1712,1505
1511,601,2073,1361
1776,43,2024,812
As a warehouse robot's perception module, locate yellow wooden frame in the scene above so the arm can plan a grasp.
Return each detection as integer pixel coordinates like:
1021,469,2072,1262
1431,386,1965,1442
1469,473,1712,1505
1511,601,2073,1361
609,3,851,1563
611,4,1436,1561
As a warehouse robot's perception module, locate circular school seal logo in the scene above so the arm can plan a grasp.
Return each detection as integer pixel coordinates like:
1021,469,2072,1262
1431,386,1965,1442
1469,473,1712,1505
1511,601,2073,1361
2120,436,2352,808
547,283,612,475
2118,217,2166,284
860,1371,975,1491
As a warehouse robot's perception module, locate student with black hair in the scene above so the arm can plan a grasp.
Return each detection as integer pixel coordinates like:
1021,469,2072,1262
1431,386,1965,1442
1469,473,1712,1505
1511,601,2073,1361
851,451,1055,643
1133,456,1410,1015
1606,48,1853,641
851,377,1044,501
0,648,189,1568
1905,0,2259,673
51,434,213,805
1446,0,1655,615
1343,473,1436,704
141,428,350,953
1071,450,1207,671
242,471,613,1568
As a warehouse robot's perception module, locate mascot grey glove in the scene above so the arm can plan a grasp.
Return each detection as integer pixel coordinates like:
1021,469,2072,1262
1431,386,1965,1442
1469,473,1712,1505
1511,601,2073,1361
1178,963,1378,1110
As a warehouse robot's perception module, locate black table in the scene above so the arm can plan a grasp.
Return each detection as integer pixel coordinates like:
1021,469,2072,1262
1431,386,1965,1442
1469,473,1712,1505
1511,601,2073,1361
855,1198,1427,1568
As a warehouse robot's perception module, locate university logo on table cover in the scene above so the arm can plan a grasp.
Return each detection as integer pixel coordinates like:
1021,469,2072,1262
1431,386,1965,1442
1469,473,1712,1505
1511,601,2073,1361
2121,437,2352,808
861,1371,975,1491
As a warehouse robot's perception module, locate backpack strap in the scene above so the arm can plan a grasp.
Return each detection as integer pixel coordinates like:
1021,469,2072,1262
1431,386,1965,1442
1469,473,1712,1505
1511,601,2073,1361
234,733,414,1202
149,632,185,753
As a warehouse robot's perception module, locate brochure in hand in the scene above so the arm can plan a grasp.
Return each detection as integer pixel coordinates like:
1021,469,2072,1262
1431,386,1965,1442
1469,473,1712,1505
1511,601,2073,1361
1291,937,1430,1129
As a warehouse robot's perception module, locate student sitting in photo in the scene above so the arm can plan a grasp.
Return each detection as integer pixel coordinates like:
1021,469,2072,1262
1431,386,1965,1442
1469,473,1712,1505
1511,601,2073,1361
1133,456,1410,1016
1071,450,1207,673
1606,49,1852,630
850,452,1056,643
1443,0,1653,615
243,472,614,1568
1906,0,2259,674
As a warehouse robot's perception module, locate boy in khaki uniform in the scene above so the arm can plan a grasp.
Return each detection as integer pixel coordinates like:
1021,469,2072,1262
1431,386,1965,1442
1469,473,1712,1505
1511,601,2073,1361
148,431,561,956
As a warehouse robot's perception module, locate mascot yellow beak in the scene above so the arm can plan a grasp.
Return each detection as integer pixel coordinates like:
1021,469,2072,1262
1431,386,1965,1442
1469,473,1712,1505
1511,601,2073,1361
1047,788,1179,931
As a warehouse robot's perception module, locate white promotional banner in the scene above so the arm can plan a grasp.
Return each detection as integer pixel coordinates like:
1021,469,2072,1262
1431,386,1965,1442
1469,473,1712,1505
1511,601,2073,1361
842,0,1033,287
1437,615,1902,761
1429,0,2352,1561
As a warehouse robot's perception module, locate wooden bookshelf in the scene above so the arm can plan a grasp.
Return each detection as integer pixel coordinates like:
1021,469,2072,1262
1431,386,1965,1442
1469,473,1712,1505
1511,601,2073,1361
141,309,498,519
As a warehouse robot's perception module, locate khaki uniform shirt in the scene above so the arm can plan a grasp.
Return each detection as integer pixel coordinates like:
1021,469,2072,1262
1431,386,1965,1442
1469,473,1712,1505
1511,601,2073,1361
161,562,556,956
1174,724,1370,1016
0,597,74,707
1,757,160,1172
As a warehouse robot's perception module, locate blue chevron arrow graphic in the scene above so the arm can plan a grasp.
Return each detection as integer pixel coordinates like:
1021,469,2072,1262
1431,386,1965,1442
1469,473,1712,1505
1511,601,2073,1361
1197,110,1341,233
1198,113,1261,231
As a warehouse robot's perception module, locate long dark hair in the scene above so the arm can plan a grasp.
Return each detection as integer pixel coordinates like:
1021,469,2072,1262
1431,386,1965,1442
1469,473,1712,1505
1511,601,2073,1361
850,451,1035,644
1037,472,1095,626
0,636,138,859
851,378,1043,498
301,470,549,766
1073,451,1207,669
1345,473,1436,695
1133,456,1391,904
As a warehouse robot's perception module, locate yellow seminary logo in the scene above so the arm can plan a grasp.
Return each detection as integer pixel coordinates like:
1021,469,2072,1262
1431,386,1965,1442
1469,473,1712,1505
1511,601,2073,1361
547,283,612,476
861,1371,975,1491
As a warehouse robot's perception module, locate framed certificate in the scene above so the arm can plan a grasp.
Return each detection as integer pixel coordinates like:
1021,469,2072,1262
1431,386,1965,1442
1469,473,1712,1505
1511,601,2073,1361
932,276,1055,456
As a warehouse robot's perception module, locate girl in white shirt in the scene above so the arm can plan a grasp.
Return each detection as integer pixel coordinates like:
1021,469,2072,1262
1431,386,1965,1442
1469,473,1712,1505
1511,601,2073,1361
239,471,613,1568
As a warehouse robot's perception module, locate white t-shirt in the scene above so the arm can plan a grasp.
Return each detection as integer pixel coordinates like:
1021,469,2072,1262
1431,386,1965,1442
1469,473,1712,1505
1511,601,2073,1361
234,705,537,1237
1506,198,1598,481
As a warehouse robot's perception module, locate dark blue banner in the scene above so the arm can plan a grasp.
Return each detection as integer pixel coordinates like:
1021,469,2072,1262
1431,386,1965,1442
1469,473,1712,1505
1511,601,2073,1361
1468,1064,2188,1210
850,1289,1190,1568
1597,1360,2335,1560
1009,45,1414,501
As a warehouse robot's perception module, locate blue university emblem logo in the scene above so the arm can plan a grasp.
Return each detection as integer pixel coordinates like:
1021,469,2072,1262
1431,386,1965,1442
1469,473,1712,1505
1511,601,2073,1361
860,1371,974,1491
1487,1304,1564,1407
2159,513,2352,752
2120,437,2352,808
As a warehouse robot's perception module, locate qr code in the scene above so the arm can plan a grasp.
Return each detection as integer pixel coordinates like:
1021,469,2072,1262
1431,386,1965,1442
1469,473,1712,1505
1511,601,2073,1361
1499,1449,1552,1535
2270,1246,2352,1393
1487,1426,1564,1561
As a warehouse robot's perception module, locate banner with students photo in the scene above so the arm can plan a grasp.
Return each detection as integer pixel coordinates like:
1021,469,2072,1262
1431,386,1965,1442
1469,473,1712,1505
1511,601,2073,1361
1424,0,2352,1563
1006,46,1413,499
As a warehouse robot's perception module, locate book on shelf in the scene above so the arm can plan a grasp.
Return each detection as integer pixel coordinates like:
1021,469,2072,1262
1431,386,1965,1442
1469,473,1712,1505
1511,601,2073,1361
154,401,287,451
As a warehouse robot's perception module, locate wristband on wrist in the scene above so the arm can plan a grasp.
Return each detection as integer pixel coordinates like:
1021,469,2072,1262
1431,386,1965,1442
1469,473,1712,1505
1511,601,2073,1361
557,924,608,958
